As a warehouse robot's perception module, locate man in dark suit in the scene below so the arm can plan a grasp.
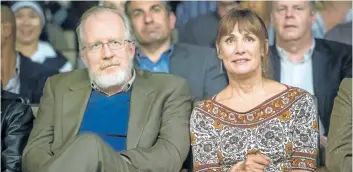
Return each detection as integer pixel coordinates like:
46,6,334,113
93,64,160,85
1,5,57,103
269,1,352,137
178,1,241,48
125,1,227,101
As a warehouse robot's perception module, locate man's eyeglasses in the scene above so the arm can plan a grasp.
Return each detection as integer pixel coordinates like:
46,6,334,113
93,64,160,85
83,39,133,53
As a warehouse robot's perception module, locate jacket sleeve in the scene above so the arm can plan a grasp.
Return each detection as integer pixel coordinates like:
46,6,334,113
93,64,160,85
326,78,352,172
121,78,192,172
1,102,34,172
22,78,55,172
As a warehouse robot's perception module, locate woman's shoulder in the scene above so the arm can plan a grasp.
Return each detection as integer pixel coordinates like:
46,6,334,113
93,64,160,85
193,98,215,110
282,86,316,108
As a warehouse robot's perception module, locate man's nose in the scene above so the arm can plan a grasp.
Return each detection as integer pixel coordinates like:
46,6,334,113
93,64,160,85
102,44,114,59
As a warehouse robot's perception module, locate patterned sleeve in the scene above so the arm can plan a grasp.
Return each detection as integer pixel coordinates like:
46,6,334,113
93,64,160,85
190,104,225,172
290,93,319,171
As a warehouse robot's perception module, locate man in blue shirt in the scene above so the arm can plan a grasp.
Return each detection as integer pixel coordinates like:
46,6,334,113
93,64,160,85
22,6,192,172
125,1,228,101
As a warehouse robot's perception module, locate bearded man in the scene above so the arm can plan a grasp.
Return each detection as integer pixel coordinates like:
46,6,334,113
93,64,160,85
22,6,192,172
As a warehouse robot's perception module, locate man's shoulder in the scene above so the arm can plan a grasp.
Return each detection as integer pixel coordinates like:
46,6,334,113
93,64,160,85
46,69,88,87
1,90,28,103
136,69,187,85
339,78,352,96
315,39,352,53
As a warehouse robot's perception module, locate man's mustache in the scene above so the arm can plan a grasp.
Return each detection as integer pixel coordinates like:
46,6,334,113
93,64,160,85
100,61,120,70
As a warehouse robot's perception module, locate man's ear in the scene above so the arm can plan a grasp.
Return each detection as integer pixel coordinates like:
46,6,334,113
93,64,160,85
80,51,88,67
129,42,136,60
311,10,316,25
169,11,176,30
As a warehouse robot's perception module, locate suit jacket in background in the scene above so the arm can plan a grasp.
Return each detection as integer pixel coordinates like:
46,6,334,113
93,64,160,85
18,53,58,104
178,12,219,48
326,78,352,172
22,69,192,172
270,39,352,135
134,43,228,101
324,21,352,45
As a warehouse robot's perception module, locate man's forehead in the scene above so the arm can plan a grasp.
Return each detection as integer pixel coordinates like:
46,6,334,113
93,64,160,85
83,12,125,35
86,11,122,25
274,1,308,7
130,1,163,10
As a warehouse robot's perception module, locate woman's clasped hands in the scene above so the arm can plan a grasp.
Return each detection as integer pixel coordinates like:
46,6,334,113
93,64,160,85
229,153,271,172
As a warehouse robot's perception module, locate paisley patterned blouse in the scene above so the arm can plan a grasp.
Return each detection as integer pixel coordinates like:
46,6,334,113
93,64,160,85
190,87,319,172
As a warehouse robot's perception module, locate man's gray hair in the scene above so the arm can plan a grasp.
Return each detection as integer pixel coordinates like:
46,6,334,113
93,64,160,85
269,1,316,13
76,6,135,53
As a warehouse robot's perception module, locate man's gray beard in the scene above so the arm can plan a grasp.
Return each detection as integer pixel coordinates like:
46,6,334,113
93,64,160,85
89,60,133,89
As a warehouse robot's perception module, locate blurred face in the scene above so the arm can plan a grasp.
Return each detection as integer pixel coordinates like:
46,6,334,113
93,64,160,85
247,2,269,21
103,0,126,14
1,23,8,45
217,1,241,18
81,11,135,89
14,7,42,45
271,1,316,42
127,1,175,45
217,24,266,76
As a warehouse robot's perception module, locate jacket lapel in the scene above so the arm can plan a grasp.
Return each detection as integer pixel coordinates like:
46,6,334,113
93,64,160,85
61,70,91,144
169,44,192,78
127,70,155,149
312,43,330,96
269,46,281,81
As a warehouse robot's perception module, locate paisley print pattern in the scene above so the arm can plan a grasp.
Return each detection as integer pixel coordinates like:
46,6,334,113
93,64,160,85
190,87,319,172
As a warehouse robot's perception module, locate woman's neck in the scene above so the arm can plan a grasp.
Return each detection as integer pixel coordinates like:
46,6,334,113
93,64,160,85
16,41,38,58
226,69,266,99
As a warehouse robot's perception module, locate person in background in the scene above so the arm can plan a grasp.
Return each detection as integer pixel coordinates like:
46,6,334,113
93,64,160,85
175,1,217,30
22,6,191,172
125,1,227,101
179,1,241,48
268,1,353,45
312,1,352,39
1,89,34,172
1,5,57,103
100,0,126,14
191,8,318,171
269,0,352,140
324,21,352,45
11,1,72,74
326,78,352,172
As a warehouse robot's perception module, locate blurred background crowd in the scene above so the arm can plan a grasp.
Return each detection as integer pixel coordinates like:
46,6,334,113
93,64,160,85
0,1,352,172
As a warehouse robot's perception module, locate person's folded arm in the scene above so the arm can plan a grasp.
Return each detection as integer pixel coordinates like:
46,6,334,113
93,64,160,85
121,79,192,172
